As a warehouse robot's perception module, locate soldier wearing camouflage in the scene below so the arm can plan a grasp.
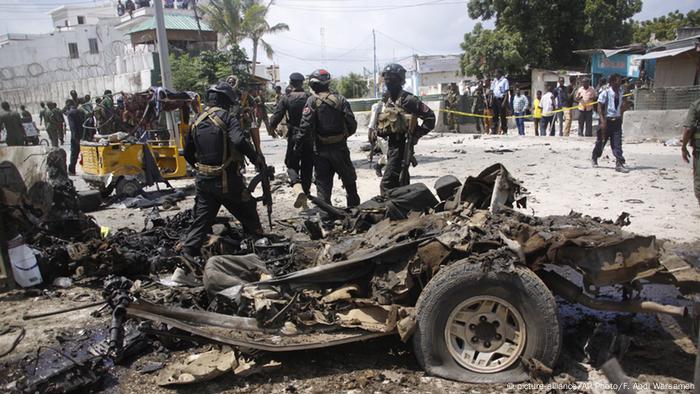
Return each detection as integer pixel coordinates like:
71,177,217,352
377,63,436,194
682,98,700,206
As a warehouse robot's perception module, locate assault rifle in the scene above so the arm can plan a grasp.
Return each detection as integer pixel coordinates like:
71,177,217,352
398,114,418,186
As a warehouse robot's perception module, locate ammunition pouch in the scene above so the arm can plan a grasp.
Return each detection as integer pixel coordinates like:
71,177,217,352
316,132,347,145
377,106,411,137
195,159,235,176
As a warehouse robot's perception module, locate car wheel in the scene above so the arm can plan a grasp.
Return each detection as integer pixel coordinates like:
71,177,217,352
412,257,561,383
115,177,142,197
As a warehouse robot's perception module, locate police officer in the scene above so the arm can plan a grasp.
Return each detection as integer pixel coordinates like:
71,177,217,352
297,69,360,207
376,63,436,193
269,72,312,208
182,83,264,261
682,98,700,206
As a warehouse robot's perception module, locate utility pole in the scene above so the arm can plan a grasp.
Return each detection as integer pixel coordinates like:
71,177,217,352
154,0,177,145
320,27,326,61
372,28,377,98
192,0,203,42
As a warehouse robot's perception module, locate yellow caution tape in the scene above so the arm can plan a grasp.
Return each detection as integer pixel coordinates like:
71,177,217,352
440,93,633,120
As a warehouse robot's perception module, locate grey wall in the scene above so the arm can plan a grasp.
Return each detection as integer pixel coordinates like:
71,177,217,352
623,109,687,141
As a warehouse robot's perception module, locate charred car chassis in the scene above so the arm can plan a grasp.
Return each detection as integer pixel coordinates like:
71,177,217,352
110,164,700,384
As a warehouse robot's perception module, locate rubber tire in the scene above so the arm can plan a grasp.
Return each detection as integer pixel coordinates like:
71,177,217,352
115,177,142,197
412,259,561,383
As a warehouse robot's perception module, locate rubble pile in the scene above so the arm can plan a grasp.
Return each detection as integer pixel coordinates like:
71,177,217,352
2,163,699,392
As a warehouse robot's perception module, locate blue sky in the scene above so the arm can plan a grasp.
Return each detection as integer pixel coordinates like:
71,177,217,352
0,0,698,79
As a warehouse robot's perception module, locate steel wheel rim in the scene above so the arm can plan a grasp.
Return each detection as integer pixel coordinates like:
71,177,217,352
444,295,527,373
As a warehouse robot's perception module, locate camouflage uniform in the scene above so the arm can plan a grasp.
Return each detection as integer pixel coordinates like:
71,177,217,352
445,88,459,132
683,98,700,205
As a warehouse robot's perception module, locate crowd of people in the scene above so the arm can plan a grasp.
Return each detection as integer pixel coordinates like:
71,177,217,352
0,89,122,175
174,64,435,282
465,70,628,138
116,0,190,17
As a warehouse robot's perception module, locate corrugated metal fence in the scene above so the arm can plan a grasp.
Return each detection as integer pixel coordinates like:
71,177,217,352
634,86,700,110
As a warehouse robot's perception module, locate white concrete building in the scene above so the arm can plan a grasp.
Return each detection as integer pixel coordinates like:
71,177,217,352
0,2,214,114
399,54,469,96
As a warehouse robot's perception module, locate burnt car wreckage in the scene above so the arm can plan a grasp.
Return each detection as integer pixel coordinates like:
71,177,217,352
1,153,700,390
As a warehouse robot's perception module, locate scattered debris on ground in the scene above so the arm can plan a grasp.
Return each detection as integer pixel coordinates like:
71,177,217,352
1,157,699,393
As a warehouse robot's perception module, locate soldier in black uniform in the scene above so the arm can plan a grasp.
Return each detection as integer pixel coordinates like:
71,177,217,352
297,69,360,207
377,63,436,193
182,83,264,261
269,72,311,208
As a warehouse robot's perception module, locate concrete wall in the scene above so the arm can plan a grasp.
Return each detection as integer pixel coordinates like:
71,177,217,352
623,109,686,141
0,11,156,115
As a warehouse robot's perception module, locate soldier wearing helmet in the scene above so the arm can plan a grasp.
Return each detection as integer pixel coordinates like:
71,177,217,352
377,63,436,193
182,82,264,271
269,72,312,209
296,69,360,207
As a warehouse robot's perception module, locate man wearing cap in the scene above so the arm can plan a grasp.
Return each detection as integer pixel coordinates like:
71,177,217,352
182,83,265,269
297,69,360,207
269,72,312,209
376,63,436,193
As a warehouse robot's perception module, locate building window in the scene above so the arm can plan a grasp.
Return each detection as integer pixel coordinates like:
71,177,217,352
89,38,99,54
77,16,85,25
68,42,79,59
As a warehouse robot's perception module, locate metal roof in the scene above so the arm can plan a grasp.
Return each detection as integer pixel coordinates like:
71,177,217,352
637,46,694,60
127,14,213,34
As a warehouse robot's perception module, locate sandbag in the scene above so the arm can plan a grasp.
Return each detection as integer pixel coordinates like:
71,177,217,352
203,254,270,298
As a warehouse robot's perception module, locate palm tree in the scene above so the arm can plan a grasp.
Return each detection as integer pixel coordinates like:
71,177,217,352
241,1,289,76
199,0,245,47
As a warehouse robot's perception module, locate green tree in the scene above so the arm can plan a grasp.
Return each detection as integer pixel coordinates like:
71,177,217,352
169,47,252,95
201,0,289,76
335,73,368,98
241,1,289,75
199,0,245,47
464,0,642,69
170,53,205,92
459,23,525,78
631,9,700,43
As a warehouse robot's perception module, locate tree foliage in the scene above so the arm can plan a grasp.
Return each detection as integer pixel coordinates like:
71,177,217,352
631,9,700,43
240,1,289,74
459,23,525,79
335,73,368,98
169,46,251,94
462,0,642,74
200,0,288,74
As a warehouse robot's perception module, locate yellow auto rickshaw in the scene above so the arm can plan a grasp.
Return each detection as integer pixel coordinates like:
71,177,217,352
80,88,201,196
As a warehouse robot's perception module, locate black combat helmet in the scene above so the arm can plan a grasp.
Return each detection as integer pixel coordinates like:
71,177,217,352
207,83,238,106
309,69,332,86
381,63,406,84
289,72,305,82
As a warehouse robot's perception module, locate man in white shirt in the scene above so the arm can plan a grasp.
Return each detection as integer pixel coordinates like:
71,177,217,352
490,68,510,134
538,86,556,136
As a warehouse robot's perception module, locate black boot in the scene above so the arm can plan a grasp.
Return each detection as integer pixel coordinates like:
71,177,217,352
374,163,383,177
615,162,629,173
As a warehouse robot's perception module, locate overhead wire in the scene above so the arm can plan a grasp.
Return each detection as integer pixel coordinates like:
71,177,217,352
272,0,464,12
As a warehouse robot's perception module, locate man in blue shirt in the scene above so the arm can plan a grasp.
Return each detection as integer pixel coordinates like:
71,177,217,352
591,73,629,173
490,68,509,134
512,87,528,135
